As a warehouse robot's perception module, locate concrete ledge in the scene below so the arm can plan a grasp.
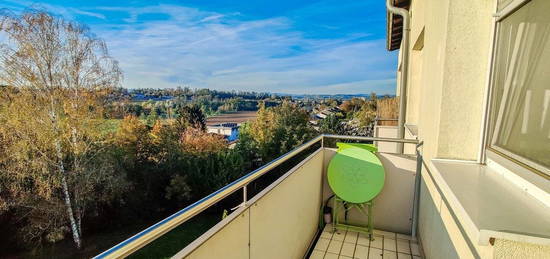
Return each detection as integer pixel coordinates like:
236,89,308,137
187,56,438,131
428,159,550,246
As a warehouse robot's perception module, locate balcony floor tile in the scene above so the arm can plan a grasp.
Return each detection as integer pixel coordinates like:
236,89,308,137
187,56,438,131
308,226,424,259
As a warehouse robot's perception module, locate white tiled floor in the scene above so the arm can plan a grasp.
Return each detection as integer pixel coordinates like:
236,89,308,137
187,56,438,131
309,225,423,259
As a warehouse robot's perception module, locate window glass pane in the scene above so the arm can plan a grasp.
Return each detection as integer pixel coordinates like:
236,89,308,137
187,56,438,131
490,0,550,169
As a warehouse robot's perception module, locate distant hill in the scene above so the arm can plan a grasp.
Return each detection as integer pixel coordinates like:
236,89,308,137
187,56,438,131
274,93,396,100
113,87,394,102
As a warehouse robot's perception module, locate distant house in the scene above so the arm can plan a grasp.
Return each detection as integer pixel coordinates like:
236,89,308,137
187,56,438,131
206,123,239,142
315,113,327,119
315,108,338,120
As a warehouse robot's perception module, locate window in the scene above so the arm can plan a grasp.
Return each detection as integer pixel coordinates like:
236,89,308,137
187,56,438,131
488,0,550,175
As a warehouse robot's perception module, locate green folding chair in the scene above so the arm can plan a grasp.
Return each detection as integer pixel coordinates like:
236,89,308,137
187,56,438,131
327,143,386,239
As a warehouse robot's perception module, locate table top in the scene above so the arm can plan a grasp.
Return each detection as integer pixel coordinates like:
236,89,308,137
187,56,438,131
327,144,385,203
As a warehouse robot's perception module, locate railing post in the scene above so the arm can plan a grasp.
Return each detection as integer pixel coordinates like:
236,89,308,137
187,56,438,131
411,141,423,239
321,134,324,148
243,185,248,206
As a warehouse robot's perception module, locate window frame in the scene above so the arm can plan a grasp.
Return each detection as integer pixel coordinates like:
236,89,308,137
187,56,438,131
494,0,531,21
484,0,550,179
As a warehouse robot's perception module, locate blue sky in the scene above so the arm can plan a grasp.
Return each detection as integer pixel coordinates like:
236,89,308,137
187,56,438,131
0,0,398,94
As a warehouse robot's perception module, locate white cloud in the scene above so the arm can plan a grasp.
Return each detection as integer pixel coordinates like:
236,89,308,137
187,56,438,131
69,8,105,19
199,14,226,23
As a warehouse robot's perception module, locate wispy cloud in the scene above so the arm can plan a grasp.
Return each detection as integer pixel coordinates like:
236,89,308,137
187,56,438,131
0,1,397,94
199,14,226,23
69,8,105,19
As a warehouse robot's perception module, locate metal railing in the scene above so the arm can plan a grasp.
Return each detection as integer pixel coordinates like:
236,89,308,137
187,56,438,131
94,134,421,259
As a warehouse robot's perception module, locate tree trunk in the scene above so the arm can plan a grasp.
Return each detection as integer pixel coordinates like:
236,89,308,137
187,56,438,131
76,207,83,239
56,140,82,249
61,173,82,249
50,100,82,249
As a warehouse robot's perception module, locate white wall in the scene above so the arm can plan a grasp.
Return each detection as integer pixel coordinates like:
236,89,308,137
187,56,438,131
176,149,324,259
374,126,398,153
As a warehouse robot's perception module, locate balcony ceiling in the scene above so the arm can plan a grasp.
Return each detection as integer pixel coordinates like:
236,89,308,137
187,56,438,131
386,0,411,51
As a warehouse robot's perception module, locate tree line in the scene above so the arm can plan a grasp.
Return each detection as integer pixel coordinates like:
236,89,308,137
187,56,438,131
121,87,278,101
105,89,282,122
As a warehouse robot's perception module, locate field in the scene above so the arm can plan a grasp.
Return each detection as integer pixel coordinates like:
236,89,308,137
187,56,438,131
206,111,257,125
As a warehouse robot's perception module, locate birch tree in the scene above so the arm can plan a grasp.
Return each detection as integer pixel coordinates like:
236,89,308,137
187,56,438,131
0,10,124,248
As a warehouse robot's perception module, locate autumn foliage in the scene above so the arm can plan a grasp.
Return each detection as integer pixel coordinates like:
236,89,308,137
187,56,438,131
180,127,227,154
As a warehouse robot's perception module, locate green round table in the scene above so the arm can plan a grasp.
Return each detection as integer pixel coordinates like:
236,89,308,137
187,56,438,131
326,143,386,239
327,145,385,203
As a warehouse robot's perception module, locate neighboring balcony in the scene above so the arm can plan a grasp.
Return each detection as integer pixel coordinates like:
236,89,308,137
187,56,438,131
94,135,425,259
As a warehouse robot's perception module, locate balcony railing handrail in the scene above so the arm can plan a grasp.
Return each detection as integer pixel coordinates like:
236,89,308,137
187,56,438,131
323,134,418,144
93,134,419,259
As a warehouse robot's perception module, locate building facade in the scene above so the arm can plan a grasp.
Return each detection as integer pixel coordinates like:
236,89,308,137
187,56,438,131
386,0,550,258
206,123,239,142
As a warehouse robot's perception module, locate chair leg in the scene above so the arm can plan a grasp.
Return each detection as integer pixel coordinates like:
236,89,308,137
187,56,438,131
367,201,373,240
332,196,337,233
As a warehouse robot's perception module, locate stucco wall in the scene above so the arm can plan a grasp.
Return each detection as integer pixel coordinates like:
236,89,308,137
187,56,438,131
405,0,425,125
418,170,460,259
398,0,493,161
436,0,493,160
398,1,550,258
493,239,550,259
409,0,449,161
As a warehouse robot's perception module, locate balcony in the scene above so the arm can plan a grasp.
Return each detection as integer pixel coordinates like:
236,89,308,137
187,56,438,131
94,135,424,259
